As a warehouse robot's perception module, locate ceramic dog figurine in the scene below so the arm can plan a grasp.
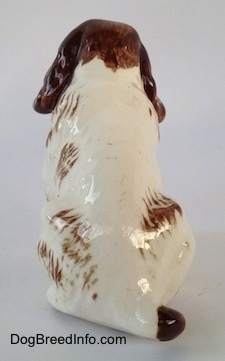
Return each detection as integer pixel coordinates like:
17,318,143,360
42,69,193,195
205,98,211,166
34,19,195,341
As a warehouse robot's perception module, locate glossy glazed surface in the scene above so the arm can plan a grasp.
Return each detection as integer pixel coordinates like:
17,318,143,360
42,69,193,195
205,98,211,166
34,19,195,341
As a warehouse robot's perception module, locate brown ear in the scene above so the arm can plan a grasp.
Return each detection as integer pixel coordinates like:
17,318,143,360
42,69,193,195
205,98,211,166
33,28,83,114
140,44,165,122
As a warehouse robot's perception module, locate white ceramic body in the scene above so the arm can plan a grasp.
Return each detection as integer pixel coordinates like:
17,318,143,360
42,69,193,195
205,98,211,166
38,58,195,340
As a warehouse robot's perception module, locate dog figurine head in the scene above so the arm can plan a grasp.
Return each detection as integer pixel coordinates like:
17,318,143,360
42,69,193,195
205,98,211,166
33,19,165,122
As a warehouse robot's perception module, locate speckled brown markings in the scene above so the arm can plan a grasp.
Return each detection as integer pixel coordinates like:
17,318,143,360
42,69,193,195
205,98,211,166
56,143,79,184
33,19,165,122
60,220,98,292
92,293,98,300
58,216,98,291
42,209,97,291
82,264,98,291
62,238,92,267
141,191,182,233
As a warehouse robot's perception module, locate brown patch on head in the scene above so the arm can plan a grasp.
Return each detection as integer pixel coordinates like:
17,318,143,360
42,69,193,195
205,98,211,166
79,20,140,71
56,143,79,185
141,192,182,233
33,19,165,121
33,19,139,113
157,306,186,341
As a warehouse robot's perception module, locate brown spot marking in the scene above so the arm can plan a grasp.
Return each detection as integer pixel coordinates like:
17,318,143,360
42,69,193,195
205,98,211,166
82,264,98,291
149,108,152,116
141,191,182,233
92,293,98,300
56,143,79,184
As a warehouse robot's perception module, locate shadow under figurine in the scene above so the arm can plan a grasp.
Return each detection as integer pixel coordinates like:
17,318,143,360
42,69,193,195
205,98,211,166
33,19,195,341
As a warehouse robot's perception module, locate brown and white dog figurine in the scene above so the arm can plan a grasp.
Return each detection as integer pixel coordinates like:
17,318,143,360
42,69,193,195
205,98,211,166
34,19,195,341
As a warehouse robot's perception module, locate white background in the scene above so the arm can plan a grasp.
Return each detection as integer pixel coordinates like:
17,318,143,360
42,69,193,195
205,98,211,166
1,1,225,360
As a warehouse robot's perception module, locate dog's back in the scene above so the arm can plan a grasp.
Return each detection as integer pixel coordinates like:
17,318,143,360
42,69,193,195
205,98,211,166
35,19,195,341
